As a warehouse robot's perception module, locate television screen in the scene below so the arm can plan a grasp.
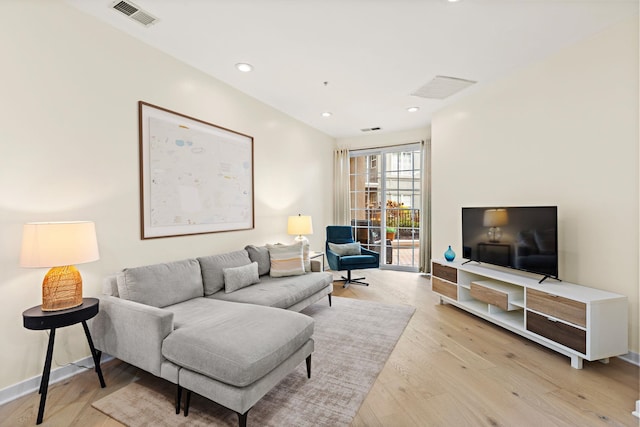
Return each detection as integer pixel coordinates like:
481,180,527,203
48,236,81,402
461,206,558,279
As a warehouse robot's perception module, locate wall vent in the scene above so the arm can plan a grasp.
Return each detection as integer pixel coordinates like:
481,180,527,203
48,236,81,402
111,0,159,27
361,127,382,132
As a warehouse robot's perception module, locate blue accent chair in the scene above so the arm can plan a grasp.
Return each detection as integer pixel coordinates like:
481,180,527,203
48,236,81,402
326,225,380,288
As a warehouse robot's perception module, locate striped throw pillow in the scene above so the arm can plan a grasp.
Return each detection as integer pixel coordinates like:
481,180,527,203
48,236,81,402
266,242,306,277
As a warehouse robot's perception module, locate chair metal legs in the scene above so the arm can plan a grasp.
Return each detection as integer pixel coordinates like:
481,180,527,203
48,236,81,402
334,270,369,288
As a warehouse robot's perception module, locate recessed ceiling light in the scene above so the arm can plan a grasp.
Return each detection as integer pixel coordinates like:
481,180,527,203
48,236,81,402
407,107,420,113
235,63,253,72
321,112,332,117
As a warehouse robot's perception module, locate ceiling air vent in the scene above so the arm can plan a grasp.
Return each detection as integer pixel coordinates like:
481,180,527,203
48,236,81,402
111,0,159,27
361,127,382,132
411,76,476,100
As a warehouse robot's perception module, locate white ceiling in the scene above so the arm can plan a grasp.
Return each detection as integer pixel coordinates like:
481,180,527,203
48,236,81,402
66,0,638,138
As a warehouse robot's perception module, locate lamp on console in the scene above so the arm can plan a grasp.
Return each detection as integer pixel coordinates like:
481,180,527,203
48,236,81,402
287,214,313,244
483,209,508,243
20,221,100,311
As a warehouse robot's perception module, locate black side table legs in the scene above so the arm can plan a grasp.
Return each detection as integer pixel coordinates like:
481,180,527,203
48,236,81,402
82,320,106,388
36,329,55,423
23,298,105,425
34,324,106,424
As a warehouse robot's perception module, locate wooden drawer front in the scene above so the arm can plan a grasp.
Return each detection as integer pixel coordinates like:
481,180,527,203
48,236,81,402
470,282,509,310
433,263,457,283
526,289,586,327
526,311,586,354
432,277,457,300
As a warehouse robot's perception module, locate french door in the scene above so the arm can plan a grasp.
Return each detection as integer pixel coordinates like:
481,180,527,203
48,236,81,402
349,144,422,272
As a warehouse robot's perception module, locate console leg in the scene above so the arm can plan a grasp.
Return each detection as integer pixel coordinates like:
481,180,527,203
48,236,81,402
599,358,610,364
571,355,583,369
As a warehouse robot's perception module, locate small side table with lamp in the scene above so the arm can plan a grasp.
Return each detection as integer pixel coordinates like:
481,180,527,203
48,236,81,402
20,221,105,425
288,214,323,269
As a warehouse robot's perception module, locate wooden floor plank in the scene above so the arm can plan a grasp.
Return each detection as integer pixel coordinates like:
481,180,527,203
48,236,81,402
0,269,637,426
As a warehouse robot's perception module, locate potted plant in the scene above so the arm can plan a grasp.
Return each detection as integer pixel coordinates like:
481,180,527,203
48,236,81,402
386,226,396,240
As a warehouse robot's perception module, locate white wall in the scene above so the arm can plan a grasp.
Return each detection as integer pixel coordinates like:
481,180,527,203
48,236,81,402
432,17,639,353
0,1,334,391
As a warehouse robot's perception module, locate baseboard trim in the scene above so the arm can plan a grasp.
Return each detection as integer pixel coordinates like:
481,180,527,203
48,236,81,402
0,354,113,406
617,351,640,367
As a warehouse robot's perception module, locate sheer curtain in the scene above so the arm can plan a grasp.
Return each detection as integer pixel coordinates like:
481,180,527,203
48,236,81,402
333,148,350,225
419,140,432,273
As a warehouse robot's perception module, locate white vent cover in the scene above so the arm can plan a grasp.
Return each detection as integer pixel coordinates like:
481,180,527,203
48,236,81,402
411,76,476,100
111,0,158,27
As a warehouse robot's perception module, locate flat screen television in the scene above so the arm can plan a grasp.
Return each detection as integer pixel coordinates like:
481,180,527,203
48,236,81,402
461,206,558,282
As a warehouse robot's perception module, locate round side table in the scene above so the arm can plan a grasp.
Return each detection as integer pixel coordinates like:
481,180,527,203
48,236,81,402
23,297,106,425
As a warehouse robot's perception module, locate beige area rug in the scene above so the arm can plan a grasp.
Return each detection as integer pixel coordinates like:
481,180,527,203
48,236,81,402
92,296,415,426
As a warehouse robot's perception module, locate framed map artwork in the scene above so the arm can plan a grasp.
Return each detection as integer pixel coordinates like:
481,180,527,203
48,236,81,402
138,101,254,239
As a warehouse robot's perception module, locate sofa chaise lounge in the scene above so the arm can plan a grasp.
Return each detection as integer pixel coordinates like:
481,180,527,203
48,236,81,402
90,244,333,426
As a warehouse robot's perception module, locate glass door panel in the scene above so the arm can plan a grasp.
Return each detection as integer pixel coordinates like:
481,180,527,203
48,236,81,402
349,145,422,272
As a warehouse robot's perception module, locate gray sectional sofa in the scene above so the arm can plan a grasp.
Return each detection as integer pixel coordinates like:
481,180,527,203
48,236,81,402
89,244,333,426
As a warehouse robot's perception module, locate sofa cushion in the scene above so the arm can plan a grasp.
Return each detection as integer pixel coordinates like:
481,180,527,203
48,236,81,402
162,301,314,387
209,271,332,309
245,245,270,276
224,262,260,293
164,297,226,329
198,250,252,295
116,259,203,308
266,242,305,277
328,242,361,256
337,254,377,267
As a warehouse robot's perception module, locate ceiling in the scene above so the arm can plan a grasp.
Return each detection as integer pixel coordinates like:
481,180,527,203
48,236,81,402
66,0,638,138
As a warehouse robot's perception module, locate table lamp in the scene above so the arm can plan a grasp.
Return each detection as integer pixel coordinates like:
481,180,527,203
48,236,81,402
287,214,313,244
483,209,509,243
20,221,100,311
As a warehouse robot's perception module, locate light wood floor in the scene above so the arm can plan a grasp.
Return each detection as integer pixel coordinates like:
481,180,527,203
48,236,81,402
1,269,638,426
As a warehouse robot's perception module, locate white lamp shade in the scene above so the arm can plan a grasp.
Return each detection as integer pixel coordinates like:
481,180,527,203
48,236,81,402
20,221,100,268
287,215,313,236
483,209,509,227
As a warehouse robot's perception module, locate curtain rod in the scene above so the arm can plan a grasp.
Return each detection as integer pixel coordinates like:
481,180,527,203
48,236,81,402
345,140,426,152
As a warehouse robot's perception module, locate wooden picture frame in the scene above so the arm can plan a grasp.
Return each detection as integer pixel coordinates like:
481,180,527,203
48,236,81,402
138,101,254,239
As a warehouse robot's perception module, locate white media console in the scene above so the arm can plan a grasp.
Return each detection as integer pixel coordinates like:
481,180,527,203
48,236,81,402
431,259,628,369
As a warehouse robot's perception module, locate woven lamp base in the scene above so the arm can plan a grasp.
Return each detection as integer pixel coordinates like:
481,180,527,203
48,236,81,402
42,265,83,311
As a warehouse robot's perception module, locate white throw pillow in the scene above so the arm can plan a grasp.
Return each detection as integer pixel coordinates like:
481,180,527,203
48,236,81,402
328,242,362,256
302,242,311,272
223,262,260,293
266,242,306,277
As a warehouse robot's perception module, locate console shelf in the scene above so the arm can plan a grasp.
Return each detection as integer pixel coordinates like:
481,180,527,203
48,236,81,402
431,260,628,369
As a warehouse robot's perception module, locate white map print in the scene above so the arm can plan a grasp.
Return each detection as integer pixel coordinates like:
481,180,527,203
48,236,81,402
148,116,252,229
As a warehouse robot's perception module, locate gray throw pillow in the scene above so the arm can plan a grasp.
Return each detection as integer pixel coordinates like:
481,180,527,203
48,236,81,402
224,262,260,293
197,250,252,295
245,245,271,276
328,242,361,256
